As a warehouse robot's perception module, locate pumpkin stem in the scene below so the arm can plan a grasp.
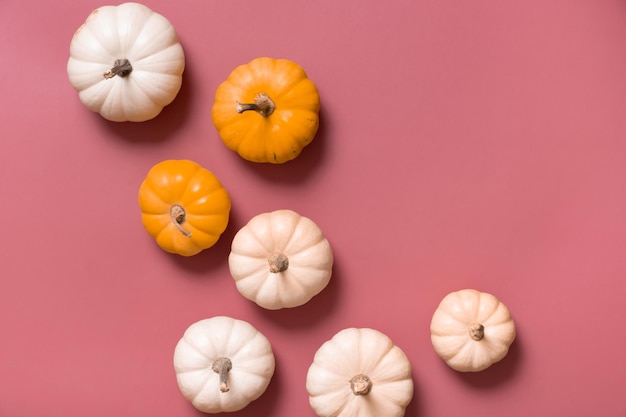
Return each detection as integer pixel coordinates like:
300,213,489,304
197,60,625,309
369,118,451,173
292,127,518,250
469,323,485,341
212,357,233,393
170,205,192,238
350,374,372,396
268,251,289,273
104,58,133,79
236,93,276,117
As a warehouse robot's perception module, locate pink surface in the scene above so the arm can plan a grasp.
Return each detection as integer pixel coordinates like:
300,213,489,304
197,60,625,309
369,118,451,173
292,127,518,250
1,0,626,415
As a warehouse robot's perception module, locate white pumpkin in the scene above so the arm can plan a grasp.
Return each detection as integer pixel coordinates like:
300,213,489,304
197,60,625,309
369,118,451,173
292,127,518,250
173,316,275,413
228,209,333,310
67,2,185,122
306,328,414,417
430,289,516,372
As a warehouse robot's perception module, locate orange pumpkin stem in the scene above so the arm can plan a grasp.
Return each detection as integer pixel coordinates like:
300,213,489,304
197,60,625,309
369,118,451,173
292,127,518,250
212,357,233,393
170,204,192,238
469,323,485,341
236,93,275,117
268,252,289,273
350,374,372,395
104,58,133,79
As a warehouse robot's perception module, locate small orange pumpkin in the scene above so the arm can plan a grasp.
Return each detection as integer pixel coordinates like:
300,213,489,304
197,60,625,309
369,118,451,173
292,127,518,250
138,160,231,256
211,57,320,164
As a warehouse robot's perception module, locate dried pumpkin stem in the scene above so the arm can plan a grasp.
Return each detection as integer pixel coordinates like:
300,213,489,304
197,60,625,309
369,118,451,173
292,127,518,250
469,323,485,341
104,58,133,79
236,93,276,117
170,204,192,238
268,251,289,273
350,374,372,396
212,357,233,393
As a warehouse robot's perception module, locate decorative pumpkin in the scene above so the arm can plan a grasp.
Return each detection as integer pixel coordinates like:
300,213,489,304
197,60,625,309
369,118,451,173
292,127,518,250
306,328,414,417
228,209,333,309
211,57,320,163
138,160,230,256
430,289,517,372
173,316,275,413
67,2,185,122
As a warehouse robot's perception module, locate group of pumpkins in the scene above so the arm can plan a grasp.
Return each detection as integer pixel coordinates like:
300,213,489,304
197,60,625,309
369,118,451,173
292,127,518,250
66,3,517,416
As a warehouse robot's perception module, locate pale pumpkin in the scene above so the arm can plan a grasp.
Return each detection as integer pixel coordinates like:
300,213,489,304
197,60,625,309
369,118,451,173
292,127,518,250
306,328,414,417
67,2,185,122
173,316,275,413
211,57,320,163
138,160,230,256
228,209,333,309
430,289,516,372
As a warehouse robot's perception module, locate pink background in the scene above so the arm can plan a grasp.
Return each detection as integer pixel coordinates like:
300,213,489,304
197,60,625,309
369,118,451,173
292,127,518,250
2,0,626,415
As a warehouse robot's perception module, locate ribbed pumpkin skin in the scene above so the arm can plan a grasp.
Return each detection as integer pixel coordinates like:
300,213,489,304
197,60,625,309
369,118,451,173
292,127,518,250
138,160,231,256
211,57,320,163
430,289,516,372
306,328,414,417
173,316,275,413
228,209,333,309
67,2,185,122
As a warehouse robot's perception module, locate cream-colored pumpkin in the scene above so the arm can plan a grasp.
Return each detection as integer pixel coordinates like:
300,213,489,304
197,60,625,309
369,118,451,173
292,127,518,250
67,2,185,122
306,328,414,417
228,209,333,310
173,316,275,413
430,289,516,372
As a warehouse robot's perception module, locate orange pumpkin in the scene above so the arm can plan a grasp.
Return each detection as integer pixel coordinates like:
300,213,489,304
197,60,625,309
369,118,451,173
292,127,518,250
211,57,320,164
138,160,231,256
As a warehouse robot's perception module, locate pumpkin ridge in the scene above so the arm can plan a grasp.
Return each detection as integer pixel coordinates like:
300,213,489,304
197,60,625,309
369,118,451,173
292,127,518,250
203,318,232,358
178,171,226,220
269,59,309,95
177,222,216,244
111,4,131,59
446,339,477,364
233,272,267,303
113,5,148,57
481,303,512,326
133,49,185,77
175,163,203,201
141,172,181,204
245,223,278,255
121,80,160,119
280,213,306,252
178,372,207,401
267,211,299,251
66,58,106,91
184,191,231,218
371,346,411,382
88,6,122,59
273,78,319,107
231,258,269,280
128,13,177,60
138,186,171,213
275,109,319,150
184,214,225,235
308,392,346,417
100,82,127,120
128,71,181,107
71,25,116,66
272,269,310,302
217,317,238,356
476,292,501,321
287,242,331,267
363,332,397,375
182,334,214,364
227,116,267,160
